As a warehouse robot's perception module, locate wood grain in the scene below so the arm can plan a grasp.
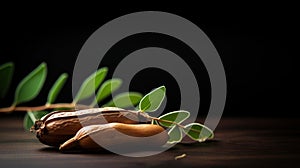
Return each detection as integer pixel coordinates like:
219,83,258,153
0,116,299,168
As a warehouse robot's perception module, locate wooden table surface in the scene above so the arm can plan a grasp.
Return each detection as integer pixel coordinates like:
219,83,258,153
0,116,299,168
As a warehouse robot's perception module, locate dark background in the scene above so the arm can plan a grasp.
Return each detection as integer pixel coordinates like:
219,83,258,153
0,6,296,117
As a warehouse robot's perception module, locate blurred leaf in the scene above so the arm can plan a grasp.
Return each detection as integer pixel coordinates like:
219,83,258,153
139,86,165,112
167,126,182,144
183,123,214,142
14,63,47,105
23,111,48,131
158,110,190,127
47,73,68,104
90,78,122,107
73,67,108,103
0,62,14,99
102,92,142,108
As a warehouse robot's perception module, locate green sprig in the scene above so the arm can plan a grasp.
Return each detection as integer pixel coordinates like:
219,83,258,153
0,62,143,130
139,85,214,144
0,62,214,145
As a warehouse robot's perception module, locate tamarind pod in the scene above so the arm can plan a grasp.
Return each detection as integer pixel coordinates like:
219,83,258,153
33,107,151,147
59,123,169,151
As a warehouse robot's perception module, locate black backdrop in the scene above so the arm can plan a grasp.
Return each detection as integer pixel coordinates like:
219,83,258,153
0,6,296,117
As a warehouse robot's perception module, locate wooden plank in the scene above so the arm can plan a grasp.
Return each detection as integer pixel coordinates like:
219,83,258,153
0,117,299,168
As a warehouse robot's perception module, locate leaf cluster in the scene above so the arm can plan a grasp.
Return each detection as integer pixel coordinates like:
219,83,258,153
138,86,214,144
0,62,142,129
0,62,214,145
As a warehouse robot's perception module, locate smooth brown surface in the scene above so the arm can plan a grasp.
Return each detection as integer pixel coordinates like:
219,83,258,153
0,116,299,168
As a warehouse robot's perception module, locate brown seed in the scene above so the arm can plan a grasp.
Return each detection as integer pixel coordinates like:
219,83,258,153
59,123,169,152
33,107,151,147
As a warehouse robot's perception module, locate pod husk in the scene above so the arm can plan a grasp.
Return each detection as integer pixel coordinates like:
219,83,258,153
60,123,169,152
33,107,151,147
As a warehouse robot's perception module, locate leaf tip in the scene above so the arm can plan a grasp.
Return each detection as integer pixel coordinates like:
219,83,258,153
0,62,14,69
40,62,47,68
114,78,123,84
61,73,68,77
101,67,109,71
7,62,14,68
159,85,166,91
97,67,108,75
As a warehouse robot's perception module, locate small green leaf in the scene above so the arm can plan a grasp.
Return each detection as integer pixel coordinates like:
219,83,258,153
0,62,14,99
139,86,166,112
73,67,108,103
23,111,48,131
14,63,47,105
183,123,214,142
167,126,182,144
102,92,142,108
47,73,68,104
158,110,190,127
90,78,122,107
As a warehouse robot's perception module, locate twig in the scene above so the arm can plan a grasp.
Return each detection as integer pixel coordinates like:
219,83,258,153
147,116,213,138
148,116,185,129
0,103,76,112
175,153,187,160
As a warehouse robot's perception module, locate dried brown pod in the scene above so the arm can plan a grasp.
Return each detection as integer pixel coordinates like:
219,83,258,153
59,123,169,152
32,107,151,147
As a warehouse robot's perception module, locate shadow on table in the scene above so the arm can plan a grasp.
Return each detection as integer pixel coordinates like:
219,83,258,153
39,147,114,155
38,139,218,155
167,139,219,150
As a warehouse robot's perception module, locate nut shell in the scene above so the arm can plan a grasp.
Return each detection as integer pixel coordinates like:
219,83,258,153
33,107,151,147
59,123,169,151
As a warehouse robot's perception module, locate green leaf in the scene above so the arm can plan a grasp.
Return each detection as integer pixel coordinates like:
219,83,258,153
102,92,142,108
14,63,47,105
167,126,183,144
183,123,214,142
0,62,14,99
73,67,108,103
90,78,122,107
47,73,68,104
138,86,166,112
158,110,190,127
23,111,48,131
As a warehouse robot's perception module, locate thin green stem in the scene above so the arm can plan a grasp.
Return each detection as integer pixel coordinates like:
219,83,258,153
148,116,213,139
27,111,37,123
89,100,97,108
148,116,185,129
